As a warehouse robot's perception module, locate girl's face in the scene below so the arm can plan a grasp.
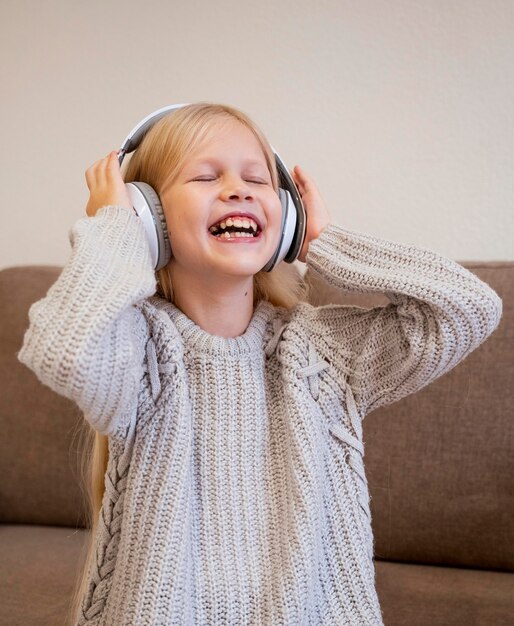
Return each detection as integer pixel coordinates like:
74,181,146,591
159,120,282,282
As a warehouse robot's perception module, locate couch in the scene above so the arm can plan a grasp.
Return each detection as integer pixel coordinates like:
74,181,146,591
1,261,513,625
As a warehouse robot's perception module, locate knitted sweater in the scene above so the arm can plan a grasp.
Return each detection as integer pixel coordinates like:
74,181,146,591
17,206,502,626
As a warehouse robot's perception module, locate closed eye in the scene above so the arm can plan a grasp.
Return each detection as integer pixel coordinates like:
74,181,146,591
192,177,268,184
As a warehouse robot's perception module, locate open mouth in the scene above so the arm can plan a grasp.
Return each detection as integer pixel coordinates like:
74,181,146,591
208,217,262,240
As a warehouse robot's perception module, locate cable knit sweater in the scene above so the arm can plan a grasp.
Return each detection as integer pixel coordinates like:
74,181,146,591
17,205,502,626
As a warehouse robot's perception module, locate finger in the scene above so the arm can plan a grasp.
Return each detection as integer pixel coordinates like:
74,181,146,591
85,153,112,189
292,165,308,185
292,169,306,195
107,150,119,167
295,166,321,196
85,167,93,190
294,165,311,186
96,152,118,186
105,151,124,181
85,160,100,188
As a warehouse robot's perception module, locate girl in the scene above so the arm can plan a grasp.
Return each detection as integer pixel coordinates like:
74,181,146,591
17,102,502,626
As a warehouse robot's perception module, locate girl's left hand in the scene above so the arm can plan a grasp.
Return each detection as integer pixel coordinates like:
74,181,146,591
290,165,331,263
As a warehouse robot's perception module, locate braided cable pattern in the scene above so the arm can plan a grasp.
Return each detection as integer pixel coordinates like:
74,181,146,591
77,452,130,624
143,337,177,401
329,384,373,562
296,342,330,400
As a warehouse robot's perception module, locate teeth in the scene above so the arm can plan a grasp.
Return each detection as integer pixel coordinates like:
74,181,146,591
209,217,259,233
218,231,255,239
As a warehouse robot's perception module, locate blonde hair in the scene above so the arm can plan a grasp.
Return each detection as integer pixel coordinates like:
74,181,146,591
67,102,310,624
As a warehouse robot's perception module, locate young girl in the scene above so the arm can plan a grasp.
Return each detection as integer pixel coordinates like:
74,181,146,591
17,102,502,626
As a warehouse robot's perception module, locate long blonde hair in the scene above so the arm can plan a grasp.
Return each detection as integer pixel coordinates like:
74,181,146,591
67,102,310,624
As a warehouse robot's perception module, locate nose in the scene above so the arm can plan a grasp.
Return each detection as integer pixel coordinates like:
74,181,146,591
220,176,254,202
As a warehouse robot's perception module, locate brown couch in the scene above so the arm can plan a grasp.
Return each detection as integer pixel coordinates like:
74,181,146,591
1,261,513,626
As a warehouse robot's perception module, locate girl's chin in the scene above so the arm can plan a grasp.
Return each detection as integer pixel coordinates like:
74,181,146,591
207,254,270,276
212,263,267,277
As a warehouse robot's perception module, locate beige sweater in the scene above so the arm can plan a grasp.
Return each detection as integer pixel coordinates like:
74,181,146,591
17,205,502,625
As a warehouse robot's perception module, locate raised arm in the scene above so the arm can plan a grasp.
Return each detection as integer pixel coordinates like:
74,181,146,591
17,205,156,438
303,223,503,417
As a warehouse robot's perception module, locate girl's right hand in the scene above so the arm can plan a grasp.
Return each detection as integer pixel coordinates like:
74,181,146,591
85,151,134,217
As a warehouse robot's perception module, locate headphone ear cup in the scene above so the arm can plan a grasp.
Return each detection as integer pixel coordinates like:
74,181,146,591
261,188,297,272
126,182,172,270
282,189,298,261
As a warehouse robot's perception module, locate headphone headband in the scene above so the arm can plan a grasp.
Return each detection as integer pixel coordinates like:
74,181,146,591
118,104,189,165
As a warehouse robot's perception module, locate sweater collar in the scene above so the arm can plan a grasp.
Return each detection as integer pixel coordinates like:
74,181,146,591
159,298,276,357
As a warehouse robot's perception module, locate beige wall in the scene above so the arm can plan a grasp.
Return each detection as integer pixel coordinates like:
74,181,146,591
1,0,513,271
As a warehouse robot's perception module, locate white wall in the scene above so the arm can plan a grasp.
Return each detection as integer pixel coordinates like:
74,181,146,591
1,0,513,271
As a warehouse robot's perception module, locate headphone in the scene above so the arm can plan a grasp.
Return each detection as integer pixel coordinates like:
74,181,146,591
117,104,306,272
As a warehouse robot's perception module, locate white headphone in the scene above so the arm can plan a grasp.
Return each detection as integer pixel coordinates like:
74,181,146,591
117,104,307,272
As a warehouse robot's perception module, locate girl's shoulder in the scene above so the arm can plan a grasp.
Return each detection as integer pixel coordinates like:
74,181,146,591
136,294,172,321
283,299,362,356
135,295,184,345
133,295,186,369
277,300,332,346
287,299,344,329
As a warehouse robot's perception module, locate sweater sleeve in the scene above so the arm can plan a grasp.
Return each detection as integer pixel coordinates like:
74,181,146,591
16,205,157,438
304,223,503,417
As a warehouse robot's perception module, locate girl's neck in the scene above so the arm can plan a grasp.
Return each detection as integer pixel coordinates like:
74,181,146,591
170,271,256,339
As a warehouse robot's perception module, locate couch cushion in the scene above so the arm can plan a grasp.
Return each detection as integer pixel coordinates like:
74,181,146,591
305,262,514,572
0,524,88,626
374,559,514,625
0,266,90,527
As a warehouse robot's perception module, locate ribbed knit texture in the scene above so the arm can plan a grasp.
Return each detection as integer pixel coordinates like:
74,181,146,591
17,205,502,625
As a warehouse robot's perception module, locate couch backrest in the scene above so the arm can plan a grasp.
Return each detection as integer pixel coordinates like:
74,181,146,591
305,261,514,572
0,266,89,528
2,262,513,572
